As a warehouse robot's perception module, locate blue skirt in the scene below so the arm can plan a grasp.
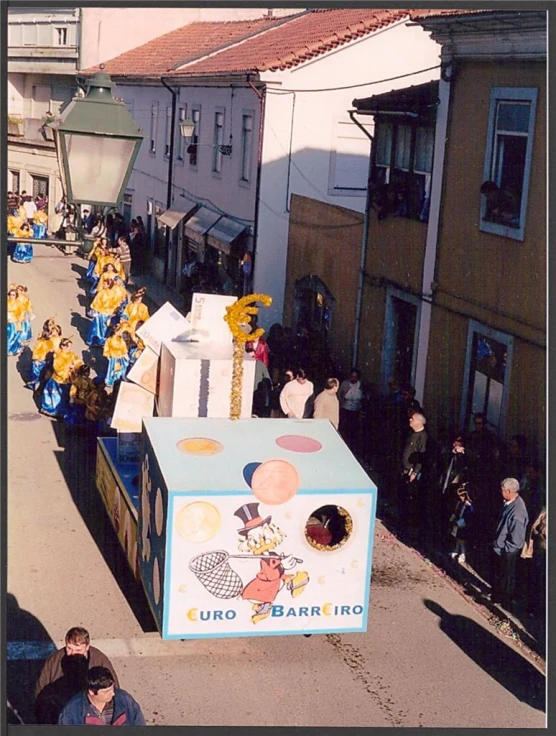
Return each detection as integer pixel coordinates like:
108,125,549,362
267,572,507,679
105,355,130,388
20,316,32,342
64,403,87,428
33,223,47,239
89,275,100,296
7,322,22,356
41,379,70,417
12,243,33,263
27,359,47,389
86,260,97,281
86,311,111,346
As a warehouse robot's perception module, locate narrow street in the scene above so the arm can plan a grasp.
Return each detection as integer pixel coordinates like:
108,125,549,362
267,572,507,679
7,247,545,728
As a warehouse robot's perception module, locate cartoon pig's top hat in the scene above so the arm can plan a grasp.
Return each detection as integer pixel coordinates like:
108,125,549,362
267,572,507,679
234,502,272,536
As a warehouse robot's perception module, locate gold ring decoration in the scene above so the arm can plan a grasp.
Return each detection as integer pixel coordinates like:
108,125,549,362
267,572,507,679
224,293,272,420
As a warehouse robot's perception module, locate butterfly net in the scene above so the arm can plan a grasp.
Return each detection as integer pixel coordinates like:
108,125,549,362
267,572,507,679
189,550,243,599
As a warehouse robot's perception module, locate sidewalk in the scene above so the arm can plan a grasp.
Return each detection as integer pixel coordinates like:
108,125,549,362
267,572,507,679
358,458,545,665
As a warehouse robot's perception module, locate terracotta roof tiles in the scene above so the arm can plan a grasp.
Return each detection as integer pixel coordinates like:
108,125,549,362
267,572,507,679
82,15,292,76
173,9,409,75
83,8,410,79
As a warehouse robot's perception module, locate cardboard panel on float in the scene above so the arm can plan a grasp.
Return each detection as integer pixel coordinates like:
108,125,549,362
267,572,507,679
138,417,377,640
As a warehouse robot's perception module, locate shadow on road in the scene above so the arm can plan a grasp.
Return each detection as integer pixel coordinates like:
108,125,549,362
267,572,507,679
423,599,545,712
70,310,91,344
6,593,57,724
51,424,157,633
71,262,87,280
15,346,33,385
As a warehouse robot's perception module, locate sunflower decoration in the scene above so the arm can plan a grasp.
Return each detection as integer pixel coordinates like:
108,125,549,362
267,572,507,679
224,293,272,420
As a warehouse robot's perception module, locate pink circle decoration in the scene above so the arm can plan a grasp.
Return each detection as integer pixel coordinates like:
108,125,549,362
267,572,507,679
276,435,322,453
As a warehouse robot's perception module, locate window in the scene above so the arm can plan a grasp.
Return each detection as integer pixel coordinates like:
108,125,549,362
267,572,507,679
371,119,434,221
23,24,37,46
164,106,172,157
240,112,254,182
329,119,373,195
177,107,187,161
150,102,159,154
188,108,200,167
461,320,513,437
480,87,538,241
55,27,67,46
9,170,20,193
212,110,224,174
123,192,133,226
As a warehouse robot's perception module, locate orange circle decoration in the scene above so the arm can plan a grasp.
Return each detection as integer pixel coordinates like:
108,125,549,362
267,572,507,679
153,557,161,605
251,459,300,505
155,488,164,537
177,438,224,456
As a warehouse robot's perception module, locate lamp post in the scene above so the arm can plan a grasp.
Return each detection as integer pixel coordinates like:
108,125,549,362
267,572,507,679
49,71,144,207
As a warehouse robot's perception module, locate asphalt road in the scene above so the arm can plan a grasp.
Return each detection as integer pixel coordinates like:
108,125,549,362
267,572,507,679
6,246,546,728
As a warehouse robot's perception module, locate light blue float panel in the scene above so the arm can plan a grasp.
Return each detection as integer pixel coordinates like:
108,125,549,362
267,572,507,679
139,418,377,639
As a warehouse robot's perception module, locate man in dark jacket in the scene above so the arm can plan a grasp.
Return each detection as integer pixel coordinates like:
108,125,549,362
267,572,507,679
491,477,529,608
35,627,119,724
59,666,145,726
400,412,428,526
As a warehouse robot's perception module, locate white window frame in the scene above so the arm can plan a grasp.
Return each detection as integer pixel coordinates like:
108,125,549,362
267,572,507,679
177,106,187,162
55,27,68,46
189,106,201,168
328,117,373,197
460,319,514,438
164,105,172,158
212,108,225,175
372,118,434,221
480,87,538,242
240,110,254,184
150,102,159,155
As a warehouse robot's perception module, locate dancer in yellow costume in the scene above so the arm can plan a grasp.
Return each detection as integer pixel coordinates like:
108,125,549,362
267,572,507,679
40,338,83,417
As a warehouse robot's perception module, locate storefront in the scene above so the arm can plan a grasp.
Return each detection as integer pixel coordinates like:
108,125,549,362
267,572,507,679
156,202,198,288
203,216,249,296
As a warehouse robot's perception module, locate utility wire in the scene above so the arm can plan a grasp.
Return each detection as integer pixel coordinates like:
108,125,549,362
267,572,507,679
264,64,441,94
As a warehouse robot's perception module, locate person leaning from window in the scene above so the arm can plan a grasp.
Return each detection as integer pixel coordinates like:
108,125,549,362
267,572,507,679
480,180,519,226
59,666,145,726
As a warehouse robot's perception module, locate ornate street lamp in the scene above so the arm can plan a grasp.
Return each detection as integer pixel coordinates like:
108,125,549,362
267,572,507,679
179,117,196,140
49,71,144,207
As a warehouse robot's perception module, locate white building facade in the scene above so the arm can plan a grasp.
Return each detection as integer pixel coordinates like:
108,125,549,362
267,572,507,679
105,12,441,326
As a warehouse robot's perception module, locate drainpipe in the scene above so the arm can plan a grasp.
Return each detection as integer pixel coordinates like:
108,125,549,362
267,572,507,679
348,109,373,369
247,77,266,293
413,59,453,405
161,77,177,283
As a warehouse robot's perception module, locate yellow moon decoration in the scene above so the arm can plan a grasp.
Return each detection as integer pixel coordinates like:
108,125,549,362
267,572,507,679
187,608,198,622
322,602,333,616
175,502,221,543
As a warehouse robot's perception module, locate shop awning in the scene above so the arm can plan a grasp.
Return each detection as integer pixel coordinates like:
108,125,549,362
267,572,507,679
156,203,198,229
206,216,248,255
183,207,222,246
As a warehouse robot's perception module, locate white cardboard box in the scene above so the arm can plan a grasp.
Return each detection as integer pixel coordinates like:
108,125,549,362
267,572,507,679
135,302,190,356
158,341,256,419
111,381,155,433
126,345,159,395
185,293,237,344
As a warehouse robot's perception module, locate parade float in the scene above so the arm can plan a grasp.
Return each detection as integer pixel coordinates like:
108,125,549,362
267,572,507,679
95,293,377,639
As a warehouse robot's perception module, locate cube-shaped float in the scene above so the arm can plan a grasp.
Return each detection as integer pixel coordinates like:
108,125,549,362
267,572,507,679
138,417,377,639
158,342,256,419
